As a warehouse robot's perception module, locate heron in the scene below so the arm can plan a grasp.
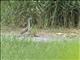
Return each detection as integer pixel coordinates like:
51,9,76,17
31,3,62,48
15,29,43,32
20,16,32,35
20,16,39,37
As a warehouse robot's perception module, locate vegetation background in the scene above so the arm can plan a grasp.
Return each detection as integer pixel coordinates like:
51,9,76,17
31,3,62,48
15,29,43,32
1,1,80,60
1,0,80,29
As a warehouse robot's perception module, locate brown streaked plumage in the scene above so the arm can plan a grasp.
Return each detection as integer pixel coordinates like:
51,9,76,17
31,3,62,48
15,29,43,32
20,27,28,35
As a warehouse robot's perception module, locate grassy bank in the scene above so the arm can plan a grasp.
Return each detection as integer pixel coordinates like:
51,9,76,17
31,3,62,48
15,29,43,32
1,35,80,60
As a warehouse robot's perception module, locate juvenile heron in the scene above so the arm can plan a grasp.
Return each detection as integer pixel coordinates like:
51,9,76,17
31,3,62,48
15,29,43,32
20,17,32,35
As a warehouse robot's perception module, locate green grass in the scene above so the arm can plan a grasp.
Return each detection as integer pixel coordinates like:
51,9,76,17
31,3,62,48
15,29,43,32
1,35,80,60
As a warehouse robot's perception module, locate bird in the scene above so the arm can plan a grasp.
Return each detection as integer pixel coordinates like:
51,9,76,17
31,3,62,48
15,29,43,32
20,27,39,37
19,16,39,37
20,27,28,35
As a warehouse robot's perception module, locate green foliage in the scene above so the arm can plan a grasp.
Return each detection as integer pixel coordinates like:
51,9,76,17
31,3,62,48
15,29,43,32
1,1,80,28
1,35,79,60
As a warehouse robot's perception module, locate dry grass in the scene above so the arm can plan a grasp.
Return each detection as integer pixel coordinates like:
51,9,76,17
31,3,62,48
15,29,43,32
1,26,80,37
